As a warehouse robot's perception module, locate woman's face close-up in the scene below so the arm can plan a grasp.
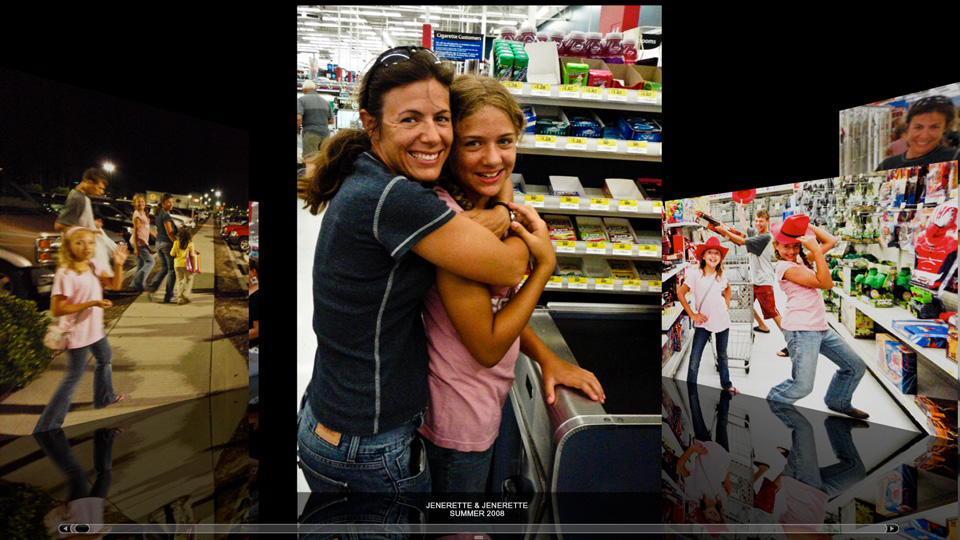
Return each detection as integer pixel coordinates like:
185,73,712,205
906,111,947,158
451,105,518,203
366,78,453,183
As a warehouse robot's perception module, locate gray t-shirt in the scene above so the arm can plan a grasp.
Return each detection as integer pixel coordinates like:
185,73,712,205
297,92,333,138
156,209,178,246
56,189,96,229
744,227,775,287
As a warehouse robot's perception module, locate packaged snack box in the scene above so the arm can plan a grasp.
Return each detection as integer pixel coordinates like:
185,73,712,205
575,216,607,243
563,62,590,86
587,69,613,87
876,333,917,394
544,214,577,242
555,256,584,277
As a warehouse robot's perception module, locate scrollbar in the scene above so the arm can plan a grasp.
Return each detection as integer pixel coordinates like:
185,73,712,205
57,523,901,535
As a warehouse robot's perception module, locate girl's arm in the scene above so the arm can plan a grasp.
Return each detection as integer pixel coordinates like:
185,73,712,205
677,283,707,325
413,203,542,288
519,326,605,405
50,295,107,316
249,319,259,341
808,223,838,254
724,283,731,310
783,236,832,290
132,216,141,255
461,178,515,238
98,245,128,290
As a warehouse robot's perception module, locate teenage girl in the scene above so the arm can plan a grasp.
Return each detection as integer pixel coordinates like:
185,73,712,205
677,236,736,394
35,227,129,433
169,228,195,305
419,74,605,493
130,194,156,292
767,214,869,419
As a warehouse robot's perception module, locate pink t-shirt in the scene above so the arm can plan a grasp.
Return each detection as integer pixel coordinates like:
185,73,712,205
684,267,730,333
778,476,828,529
51,258,106,349
682,439,730,506
132,210,151,246
776,261,829,331
418,188,520,452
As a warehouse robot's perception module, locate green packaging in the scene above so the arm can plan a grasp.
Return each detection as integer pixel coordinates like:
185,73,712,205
496,50,514,81
563,62,590,86
512,53,528,82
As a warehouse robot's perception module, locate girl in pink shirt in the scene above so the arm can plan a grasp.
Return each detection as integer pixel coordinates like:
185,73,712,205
35,227,129,433
767,214,869,420
677,236,736,394
419,75,605,493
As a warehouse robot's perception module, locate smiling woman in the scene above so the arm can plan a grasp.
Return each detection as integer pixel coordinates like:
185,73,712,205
295,47,539,495
876,95,960,171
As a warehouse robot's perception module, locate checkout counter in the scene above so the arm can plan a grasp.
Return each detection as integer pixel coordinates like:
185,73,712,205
490,303,661,534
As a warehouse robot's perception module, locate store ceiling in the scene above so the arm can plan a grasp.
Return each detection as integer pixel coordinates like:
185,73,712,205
297,5,569,73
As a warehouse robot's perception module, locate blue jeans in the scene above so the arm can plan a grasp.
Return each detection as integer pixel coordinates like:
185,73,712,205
687,327,732,390
132,247,155,291
767,328,866,412
767,400,865,496
35,338,118,433
34,427,117,500
687,380,731,451
423,437,494,493
297,396,431,494
148,244,175,300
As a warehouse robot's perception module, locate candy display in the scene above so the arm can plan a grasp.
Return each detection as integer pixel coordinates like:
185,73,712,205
544,214,577,241
575,216,608,243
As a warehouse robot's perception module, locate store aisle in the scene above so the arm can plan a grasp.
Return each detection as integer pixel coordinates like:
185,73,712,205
673,284,920,433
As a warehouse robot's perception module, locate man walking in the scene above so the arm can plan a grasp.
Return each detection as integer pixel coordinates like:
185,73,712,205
147,194,179,303
55,168,125,286
297,80,334,159
717,202,788,357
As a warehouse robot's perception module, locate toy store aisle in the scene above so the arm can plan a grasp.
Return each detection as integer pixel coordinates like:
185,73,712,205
674,285,919,433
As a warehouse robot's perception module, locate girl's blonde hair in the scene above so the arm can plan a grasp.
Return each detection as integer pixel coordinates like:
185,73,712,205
437,74,526,211
58,227,95,273
698,248,725,281
772,239,815,270
177,227,192,250
132,193,146,210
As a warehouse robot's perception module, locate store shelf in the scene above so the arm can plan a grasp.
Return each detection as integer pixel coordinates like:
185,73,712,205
551,240,660,259
516,135,661,162
662,262,690,282
502,80,662,111
826,313,948,435
517,186,662,219
662,305,686,332
833,288,957,379
535,276,660,294
662,332,692,378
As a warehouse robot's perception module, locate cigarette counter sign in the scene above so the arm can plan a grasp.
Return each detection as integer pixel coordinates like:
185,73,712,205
433,31,483,61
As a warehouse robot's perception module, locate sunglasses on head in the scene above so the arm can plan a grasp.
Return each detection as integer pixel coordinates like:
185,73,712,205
362,46,443,110
912,96,953,108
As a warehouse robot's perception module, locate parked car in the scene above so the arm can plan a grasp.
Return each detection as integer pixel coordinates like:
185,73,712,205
224,223,249,252
0,171,61,299
169,208,196,228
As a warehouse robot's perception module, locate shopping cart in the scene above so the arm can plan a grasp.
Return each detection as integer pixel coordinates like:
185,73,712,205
713,255,754,374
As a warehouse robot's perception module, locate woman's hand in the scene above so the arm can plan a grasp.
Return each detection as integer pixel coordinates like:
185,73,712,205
462,206,511,238
508,203,555,267
539,355,605,405
691,313,709,325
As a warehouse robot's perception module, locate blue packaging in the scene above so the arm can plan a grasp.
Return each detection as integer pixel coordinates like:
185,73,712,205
567,111,603,138
892,319,949,348
521,106,536,134
618,115,662,142
601,127,624,140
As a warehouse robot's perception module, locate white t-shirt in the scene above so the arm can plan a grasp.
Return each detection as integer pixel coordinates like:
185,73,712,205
685,267,731,333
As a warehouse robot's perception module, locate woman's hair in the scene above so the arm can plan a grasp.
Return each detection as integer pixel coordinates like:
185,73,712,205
58,227,95,273
297,49,455,215
698,249,725,281
906,95,956,128
436,74,526,211
773,239,815,270
177,227,192,250
132,194,145,211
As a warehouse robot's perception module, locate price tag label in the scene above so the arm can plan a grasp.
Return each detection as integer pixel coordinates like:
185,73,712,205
637,90,658,104
626,141,649,154
658,142,662,156
590,198,610,211
581,86,602,100
653,200,663,212
612,243,633,255
556,241,577,253
623,279,643,292
648,280,662,289
501,81,523,95
558,84,580,98
546,276,563,289
586,242,606,254
638,244,658,253
607,88,628,102
524,194,544,208
535,135,557,148
618,199,639,213
597,139,618,152
567,276,588,289
559,196,580,209
565,137,587,150
595,278,614,291
530,83,551,96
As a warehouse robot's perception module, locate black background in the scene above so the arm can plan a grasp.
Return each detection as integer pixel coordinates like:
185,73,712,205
3,5,958,525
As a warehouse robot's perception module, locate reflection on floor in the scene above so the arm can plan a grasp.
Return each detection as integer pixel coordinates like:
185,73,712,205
0,389,250,539
662,378,958,537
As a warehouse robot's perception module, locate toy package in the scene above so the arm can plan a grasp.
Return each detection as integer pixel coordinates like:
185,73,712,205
876,464,917,517
876,333,917,394
901,518,950,540
912,201,958,289
924,161,955,205
892,319,949,348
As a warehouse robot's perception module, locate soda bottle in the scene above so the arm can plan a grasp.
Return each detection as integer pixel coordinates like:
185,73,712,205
584,32,604,60
564,31,587,58
602,32,624,64
517,23,538,44
536,31,548,43
621,37,638,65
499,26,517,41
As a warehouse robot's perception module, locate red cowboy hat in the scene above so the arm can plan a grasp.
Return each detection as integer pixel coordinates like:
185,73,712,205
771,214,814,244
695,236,729,261
732,189,756,204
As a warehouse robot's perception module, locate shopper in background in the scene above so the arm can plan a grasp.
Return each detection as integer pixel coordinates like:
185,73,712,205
54,168,121,284
147,194,179,303
295,46,531,494
876,95,960,171
420,74,605,494
677,236,737,395
130,194,156,292
248,256,258,349
885,122,909,157
35,227,129,433
717,204,788,357
169,227,195,305
767,215,870,420
297,80,335,160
